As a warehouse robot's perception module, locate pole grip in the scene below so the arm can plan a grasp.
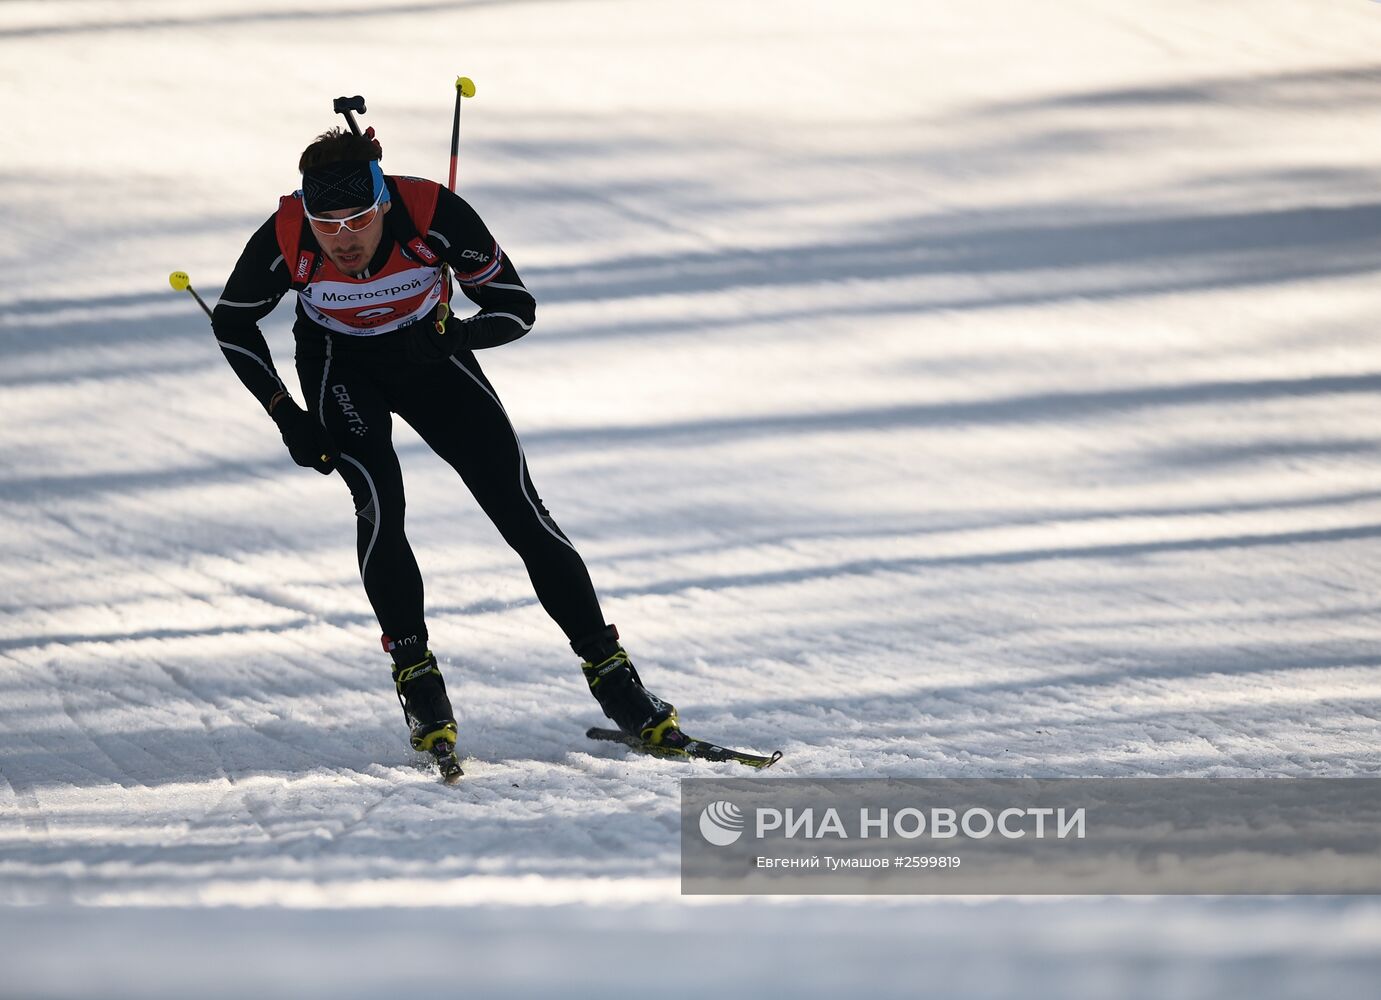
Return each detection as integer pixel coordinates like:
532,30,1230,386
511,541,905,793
170,271,214,321
333,95,367,136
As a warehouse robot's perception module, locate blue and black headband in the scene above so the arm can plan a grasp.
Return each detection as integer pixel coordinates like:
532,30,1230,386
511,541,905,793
301,160,387,214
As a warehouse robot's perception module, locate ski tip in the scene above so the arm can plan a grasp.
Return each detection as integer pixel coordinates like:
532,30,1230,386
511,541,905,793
762,751,784,769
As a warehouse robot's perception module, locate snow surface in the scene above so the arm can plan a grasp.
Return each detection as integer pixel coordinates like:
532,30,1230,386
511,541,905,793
3,0,1381,995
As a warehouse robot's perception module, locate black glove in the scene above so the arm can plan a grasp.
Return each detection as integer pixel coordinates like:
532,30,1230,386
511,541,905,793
270,398,338,475
403,313,473,364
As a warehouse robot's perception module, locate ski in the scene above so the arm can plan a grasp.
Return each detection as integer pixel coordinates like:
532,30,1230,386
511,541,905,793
586,727,782,769
429,740,464,783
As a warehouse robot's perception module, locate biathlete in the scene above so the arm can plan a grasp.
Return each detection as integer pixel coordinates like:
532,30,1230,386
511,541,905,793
210,126,677,772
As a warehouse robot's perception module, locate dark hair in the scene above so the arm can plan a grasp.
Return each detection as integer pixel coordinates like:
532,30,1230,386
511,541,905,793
298,127,383,172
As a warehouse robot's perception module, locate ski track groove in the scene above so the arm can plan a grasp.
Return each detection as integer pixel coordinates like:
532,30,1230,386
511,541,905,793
148,654,245,788
156,660,207,704
71,686,202,788
0,762,50,838
277,630,381,696
146,656,284,846
238,785,292,846
53,672,139,790
235,584,330,627
319,773,407,848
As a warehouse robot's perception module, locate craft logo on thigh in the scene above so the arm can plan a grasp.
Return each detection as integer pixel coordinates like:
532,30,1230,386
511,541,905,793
332,384,368,436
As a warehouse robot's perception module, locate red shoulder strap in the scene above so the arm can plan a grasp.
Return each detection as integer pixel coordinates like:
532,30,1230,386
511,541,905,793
386,176,443,266
274,193,318,290
393,176,441,232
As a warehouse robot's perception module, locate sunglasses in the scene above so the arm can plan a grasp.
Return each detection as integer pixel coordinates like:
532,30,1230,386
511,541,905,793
305,195,383,236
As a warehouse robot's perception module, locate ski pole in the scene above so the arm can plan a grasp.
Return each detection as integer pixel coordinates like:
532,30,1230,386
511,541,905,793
169,270,213,320
435,76,476,336
448,76,475,192
172,270,333,471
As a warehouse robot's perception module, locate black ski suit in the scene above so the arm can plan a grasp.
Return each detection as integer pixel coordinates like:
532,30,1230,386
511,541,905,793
210,180,606,657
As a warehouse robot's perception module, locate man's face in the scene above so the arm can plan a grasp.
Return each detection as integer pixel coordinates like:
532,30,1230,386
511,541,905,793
312,200,391,277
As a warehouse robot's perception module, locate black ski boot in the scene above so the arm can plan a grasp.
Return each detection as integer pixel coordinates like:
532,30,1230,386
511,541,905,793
574,625,679,746
391,651,458,753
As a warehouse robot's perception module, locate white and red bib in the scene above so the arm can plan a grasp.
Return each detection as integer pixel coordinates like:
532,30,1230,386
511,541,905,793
275,176,452,337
